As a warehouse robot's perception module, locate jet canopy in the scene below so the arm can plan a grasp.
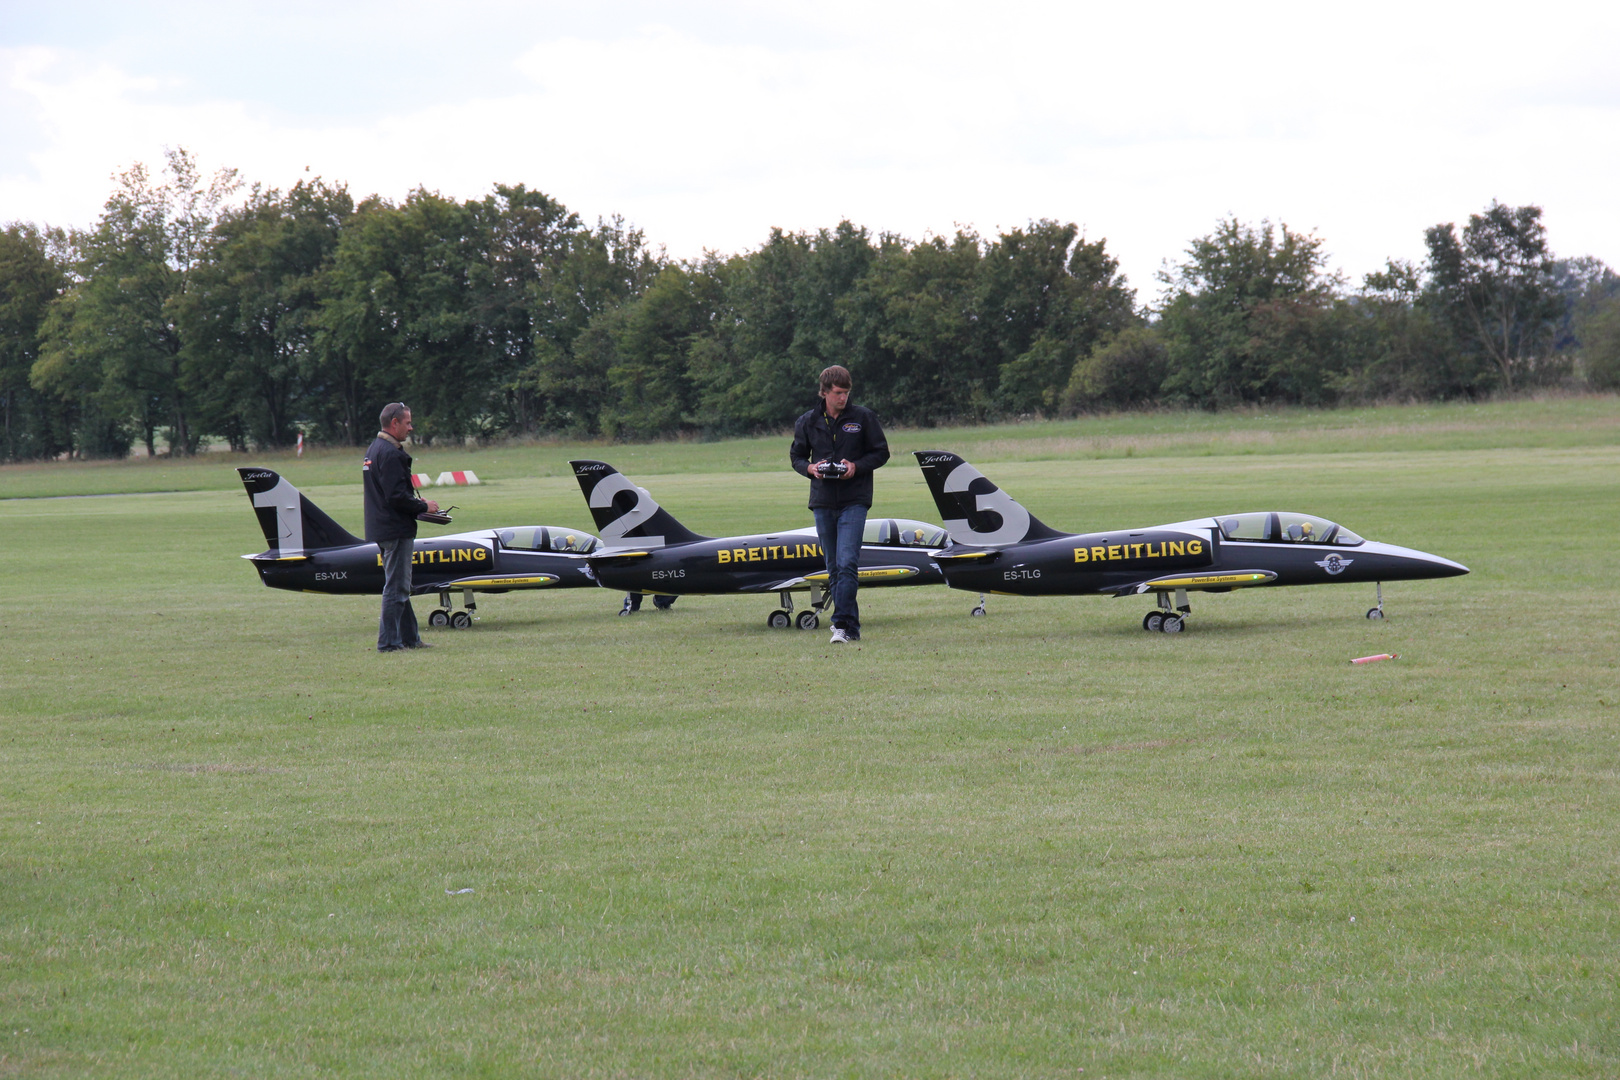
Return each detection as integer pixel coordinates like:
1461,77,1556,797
496,527,602,554
1217,512,1364,546
863,518,950,548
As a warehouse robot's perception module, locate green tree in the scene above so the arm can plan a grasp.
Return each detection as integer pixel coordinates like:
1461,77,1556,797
530,216,661,435
31,287,134,458
595,259,726,439
1423,201,1562,392
1579,297,1620,389
846,230,989,424
0,223,70,460
1156,217,1346,406
1335,260,1476,401
1062,326,1170,412
986,221,1138,414
177,179,354,450
469,184,580,435
313,189,495,444
64,148,240,455
689,221,880,433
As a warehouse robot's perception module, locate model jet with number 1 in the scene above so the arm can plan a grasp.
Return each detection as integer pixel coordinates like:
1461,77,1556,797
236,467,602,628
913,451,1469,633
569,459,947,630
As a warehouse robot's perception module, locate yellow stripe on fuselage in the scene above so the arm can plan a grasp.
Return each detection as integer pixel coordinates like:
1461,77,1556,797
442,575,559,588
1145,572,1272,589
803,566,919,583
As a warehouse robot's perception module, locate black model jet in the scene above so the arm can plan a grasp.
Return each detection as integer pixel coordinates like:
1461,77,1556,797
236,467,601,628
569,460,948,630
913,451,1469,633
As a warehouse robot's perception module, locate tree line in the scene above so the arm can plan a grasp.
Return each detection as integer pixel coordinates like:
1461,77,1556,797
3,148,1618,460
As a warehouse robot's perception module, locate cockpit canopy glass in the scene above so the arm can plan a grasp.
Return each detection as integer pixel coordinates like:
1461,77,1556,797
861,518,949,548
1216,512,1362,546
497,527,601,553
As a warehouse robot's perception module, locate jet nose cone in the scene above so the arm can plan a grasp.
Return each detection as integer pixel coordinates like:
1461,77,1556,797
1360,541,1470,579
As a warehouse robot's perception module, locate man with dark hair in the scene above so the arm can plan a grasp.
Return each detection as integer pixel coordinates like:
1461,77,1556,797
789,365,889,644
363,403,439,651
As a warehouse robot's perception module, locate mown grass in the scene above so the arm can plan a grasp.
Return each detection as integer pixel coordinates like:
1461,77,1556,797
2,393,1616,500
2,400,1617,1077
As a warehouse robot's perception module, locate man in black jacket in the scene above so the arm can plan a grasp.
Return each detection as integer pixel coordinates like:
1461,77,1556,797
789,365,889,644
363,402,439,651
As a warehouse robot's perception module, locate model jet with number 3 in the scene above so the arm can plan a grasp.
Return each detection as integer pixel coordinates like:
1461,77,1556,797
914,451,1469,632
236,467,602,627
570,459,947,630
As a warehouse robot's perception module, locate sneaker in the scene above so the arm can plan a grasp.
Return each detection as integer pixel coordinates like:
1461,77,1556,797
405,641,433,649
829,627,850,645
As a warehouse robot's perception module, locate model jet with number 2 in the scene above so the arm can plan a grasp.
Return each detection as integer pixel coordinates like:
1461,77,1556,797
914,451,1469,633
570,460,947,630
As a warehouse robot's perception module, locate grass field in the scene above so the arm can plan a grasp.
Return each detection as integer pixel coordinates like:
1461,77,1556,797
3,397,1618,1077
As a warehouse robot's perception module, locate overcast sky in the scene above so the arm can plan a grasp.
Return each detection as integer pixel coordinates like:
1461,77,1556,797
3,0,1616,302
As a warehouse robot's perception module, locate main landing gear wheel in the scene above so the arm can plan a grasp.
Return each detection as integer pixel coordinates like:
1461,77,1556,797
795,610,820,631
1160,614,1184,634
1366,607,1385,620
1143,611,1164,632
767,610,792,630
428,609,451,628
450,610,473,630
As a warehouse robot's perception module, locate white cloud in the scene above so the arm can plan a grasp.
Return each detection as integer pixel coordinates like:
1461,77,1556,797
2,3,1617,298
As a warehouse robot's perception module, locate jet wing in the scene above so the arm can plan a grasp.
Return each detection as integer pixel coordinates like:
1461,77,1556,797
587,550,656,562
242,552,310,563
933,549,1000,562
750,563,935,592
1109,570,1277,596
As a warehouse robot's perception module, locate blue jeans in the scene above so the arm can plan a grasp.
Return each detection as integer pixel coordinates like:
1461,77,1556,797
378,539,420,650
813,504,867,635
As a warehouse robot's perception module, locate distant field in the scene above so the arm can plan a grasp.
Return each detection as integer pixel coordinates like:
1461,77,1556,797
1,393,1616,499
2,399,1617,1077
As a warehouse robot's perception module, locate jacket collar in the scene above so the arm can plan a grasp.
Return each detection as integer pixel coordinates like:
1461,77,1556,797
376,431,403,449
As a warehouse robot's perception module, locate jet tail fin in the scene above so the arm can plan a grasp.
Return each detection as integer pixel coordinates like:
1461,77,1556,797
912,451,1067,547
568,460,709,548
236,467,364,556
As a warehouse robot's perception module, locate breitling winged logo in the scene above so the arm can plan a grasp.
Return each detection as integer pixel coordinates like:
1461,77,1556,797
1315,554,1353,575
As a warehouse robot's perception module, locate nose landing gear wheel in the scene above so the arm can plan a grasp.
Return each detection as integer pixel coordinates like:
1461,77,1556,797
970,605,986,617
795,610,820,631
1160,614,1184,633
1143,611,1164,632
767,610,791,630
450,610,473,629
1366,607,1385,620
429,609,450,628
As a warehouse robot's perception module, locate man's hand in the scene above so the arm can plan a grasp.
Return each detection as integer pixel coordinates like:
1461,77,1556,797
839,459,857,478
424,499,440,513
